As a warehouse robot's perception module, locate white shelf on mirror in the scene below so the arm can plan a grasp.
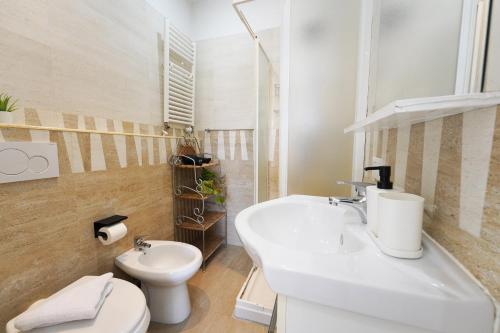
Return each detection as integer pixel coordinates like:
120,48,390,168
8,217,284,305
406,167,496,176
344,92,500,133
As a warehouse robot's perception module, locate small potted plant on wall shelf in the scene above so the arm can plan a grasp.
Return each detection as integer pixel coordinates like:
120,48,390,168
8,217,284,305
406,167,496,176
199,169,226,204
0,93,17,124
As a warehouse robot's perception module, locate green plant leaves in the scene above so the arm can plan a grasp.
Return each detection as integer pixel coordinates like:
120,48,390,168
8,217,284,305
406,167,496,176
201,168,217,181
199,169,225,204
0,93,18,112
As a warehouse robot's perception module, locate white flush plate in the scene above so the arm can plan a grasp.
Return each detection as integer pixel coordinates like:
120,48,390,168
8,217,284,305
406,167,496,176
0,142,59,184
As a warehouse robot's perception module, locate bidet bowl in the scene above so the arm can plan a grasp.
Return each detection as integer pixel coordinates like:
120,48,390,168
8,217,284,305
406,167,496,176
116,241,202,287
115,241,202,324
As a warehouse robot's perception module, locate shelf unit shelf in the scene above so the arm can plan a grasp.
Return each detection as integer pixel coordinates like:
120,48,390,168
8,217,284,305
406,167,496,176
176,192,211,201
345,92,500,133
193,233,225,261
176,161,219,169
177,211,225,231
171,137,227,271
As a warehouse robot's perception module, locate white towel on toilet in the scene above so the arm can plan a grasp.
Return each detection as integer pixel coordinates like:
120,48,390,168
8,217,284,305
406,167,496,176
14,273,114,331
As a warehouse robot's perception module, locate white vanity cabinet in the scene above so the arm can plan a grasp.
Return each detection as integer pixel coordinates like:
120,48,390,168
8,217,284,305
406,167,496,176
276,295,442,333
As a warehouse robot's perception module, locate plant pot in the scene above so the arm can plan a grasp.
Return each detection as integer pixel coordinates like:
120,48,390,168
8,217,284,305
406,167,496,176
0,112,13,124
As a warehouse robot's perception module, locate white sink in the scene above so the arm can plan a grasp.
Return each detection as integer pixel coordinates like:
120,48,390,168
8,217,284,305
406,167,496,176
235,195,495,333
243,199,363,261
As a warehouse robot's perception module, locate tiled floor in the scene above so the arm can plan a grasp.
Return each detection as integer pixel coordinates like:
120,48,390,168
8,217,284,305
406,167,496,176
148,245,268,333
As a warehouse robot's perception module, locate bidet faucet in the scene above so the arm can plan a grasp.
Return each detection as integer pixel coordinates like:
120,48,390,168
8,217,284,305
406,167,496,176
330,180,373,224
134,235,152,252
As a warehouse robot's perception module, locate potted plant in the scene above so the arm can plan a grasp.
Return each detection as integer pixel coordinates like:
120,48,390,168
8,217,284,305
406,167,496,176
199,168,226,204
0,93,17,124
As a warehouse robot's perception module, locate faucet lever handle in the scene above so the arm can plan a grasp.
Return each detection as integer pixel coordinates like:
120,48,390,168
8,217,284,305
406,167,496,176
134,235,152,250
336,180,374,196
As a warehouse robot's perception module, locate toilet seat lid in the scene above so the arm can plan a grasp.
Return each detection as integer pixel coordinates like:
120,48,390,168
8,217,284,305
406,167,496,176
7,278,148,333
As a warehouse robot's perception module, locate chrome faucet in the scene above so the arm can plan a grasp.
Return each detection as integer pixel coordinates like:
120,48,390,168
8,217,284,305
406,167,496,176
330,181,373,224
134,235,152,252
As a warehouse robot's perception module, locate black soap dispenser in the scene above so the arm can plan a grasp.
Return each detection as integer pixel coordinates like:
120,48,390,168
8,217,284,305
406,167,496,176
363,165,399,236
364,166,393,189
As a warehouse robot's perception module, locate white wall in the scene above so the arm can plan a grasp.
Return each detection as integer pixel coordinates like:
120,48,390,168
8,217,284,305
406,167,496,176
191,0,283,40
144,0,283,40
145,0,194,36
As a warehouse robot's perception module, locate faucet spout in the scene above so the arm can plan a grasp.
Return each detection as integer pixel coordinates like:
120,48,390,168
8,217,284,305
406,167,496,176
331,180,373,224
330,197,367,224
134,235,152,252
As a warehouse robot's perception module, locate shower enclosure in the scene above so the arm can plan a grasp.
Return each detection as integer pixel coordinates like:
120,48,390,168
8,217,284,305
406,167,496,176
233,0,276,204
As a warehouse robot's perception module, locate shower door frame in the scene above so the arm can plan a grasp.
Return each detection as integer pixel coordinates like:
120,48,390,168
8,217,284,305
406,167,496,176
254,39,273,204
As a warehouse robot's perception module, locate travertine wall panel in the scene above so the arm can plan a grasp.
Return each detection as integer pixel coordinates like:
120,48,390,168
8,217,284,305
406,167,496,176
0,122,174,327
435,114,463,226
363,107,500,302
0,1,188,327
405,123,424,195
200,130,255,246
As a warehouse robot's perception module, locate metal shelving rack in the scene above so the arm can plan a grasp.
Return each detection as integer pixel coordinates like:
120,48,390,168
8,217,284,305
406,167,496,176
170,136,227,270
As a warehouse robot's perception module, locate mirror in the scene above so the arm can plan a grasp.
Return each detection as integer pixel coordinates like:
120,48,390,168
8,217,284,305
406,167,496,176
368,0,464,113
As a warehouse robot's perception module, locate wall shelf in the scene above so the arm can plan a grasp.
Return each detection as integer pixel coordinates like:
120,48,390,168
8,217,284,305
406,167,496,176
344,92,500,133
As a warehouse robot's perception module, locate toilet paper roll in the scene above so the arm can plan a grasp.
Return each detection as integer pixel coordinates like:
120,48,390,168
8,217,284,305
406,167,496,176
98,223,127,245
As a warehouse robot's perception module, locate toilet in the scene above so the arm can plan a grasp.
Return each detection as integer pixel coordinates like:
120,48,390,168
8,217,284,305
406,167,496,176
115,240,203,324
6,278,150,333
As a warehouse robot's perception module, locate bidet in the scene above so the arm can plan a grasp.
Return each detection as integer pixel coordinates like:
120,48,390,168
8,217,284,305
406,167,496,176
115,241,202,324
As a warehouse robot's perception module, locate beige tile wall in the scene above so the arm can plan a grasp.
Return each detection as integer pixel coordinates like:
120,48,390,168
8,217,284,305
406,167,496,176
363,106,500,301
0,0,165,124
0,110,176,327
0,2,280,323
194,28,281,242
194,33,257,130
0,1,194,327
0,108,261,323
199,130,255,245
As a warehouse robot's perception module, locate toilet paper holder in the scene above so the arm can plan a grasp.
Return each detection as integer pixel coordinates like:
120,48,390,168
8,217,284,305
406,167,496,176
94,215,128,239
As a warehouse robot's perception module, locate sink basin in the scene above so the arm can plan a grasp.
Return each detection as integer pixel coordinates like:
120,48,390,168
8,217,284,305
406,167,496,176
235,195,495,333
246,200,363,255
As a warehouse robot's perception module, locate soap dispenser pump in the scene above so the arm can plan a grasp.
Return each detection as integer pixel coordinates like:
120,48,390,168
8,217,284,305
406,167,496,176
364,165,401,237
365,166,393,190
